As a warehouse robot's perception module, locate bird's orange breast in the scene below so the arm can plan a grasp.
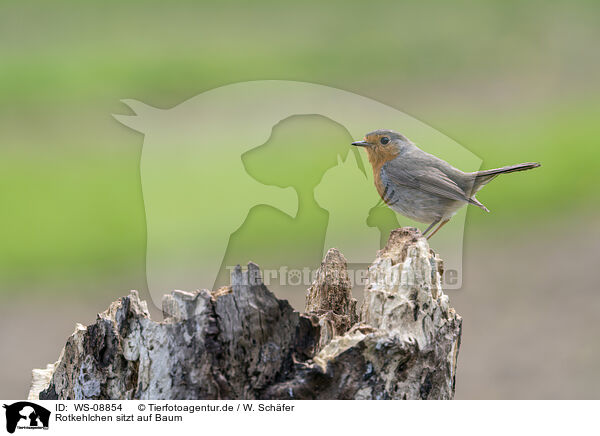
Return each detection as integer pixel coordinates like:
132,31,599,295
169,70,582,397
365,147,400,204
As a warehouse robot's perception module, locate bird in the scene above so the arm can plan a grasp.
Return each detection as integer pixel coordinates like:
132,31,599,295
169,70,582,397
352,129,540,239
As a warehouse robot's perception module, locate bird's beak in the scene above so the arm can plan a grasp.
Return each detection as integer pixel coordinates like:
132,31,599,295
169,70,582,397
352,140,370,147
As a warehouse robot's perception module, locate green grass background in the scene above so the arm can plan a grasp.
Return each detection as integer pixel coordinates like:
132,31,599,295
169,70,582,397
1,0,598,294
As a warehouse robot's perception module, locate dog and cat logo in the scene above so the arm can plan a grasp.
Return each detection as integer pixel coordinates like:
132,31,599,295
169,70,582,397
2,402,50,433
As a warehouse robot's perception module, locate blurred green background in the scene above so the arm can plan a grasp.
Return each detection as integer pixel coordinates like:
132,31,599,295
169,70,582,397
1,0,598,399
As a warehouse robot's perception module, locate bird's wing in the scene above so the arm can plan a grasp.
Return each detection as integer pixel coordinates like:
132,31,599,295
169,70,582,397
382,160,471,203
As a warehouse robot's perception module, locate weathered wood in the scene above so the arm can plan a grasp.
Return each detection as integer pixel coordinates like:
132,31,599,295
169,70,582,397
29,227,461,400
305,248,358,351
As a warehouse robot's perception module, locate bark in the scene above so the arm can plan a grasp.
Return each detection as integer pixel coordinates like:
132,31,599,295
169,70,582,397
29,227,462,400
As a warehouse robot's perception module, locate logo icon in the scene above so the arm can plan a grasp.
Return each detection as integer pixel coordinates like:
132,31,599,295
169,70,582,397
3,402,50,433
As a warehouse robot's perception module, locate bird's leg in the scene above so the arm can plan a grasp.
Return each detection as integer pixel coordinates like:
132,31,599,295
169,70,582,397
422,219,440,237
426,219,450,240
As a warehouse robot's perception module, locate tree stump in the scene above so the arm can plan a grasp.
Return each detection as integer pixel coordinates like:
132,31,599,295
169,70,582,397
29,227,462,400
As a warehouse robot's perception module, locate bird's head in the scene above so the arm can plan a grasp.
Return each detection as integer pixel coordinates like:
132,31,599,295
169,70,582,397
352,129,410,167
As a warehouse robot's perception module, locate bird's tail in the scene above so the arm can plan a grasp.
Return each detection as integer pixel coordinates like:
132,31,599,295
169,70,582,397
469,161,540,199
474,162,541,179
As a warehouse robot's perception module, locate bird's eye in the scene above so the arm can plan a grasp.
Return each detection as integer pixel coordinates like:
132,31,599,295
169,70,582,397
380,137,390,145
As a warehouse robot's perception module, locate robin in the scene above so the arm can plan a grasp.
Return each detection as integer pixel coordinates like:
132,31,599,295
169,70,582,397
352,129,540,239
